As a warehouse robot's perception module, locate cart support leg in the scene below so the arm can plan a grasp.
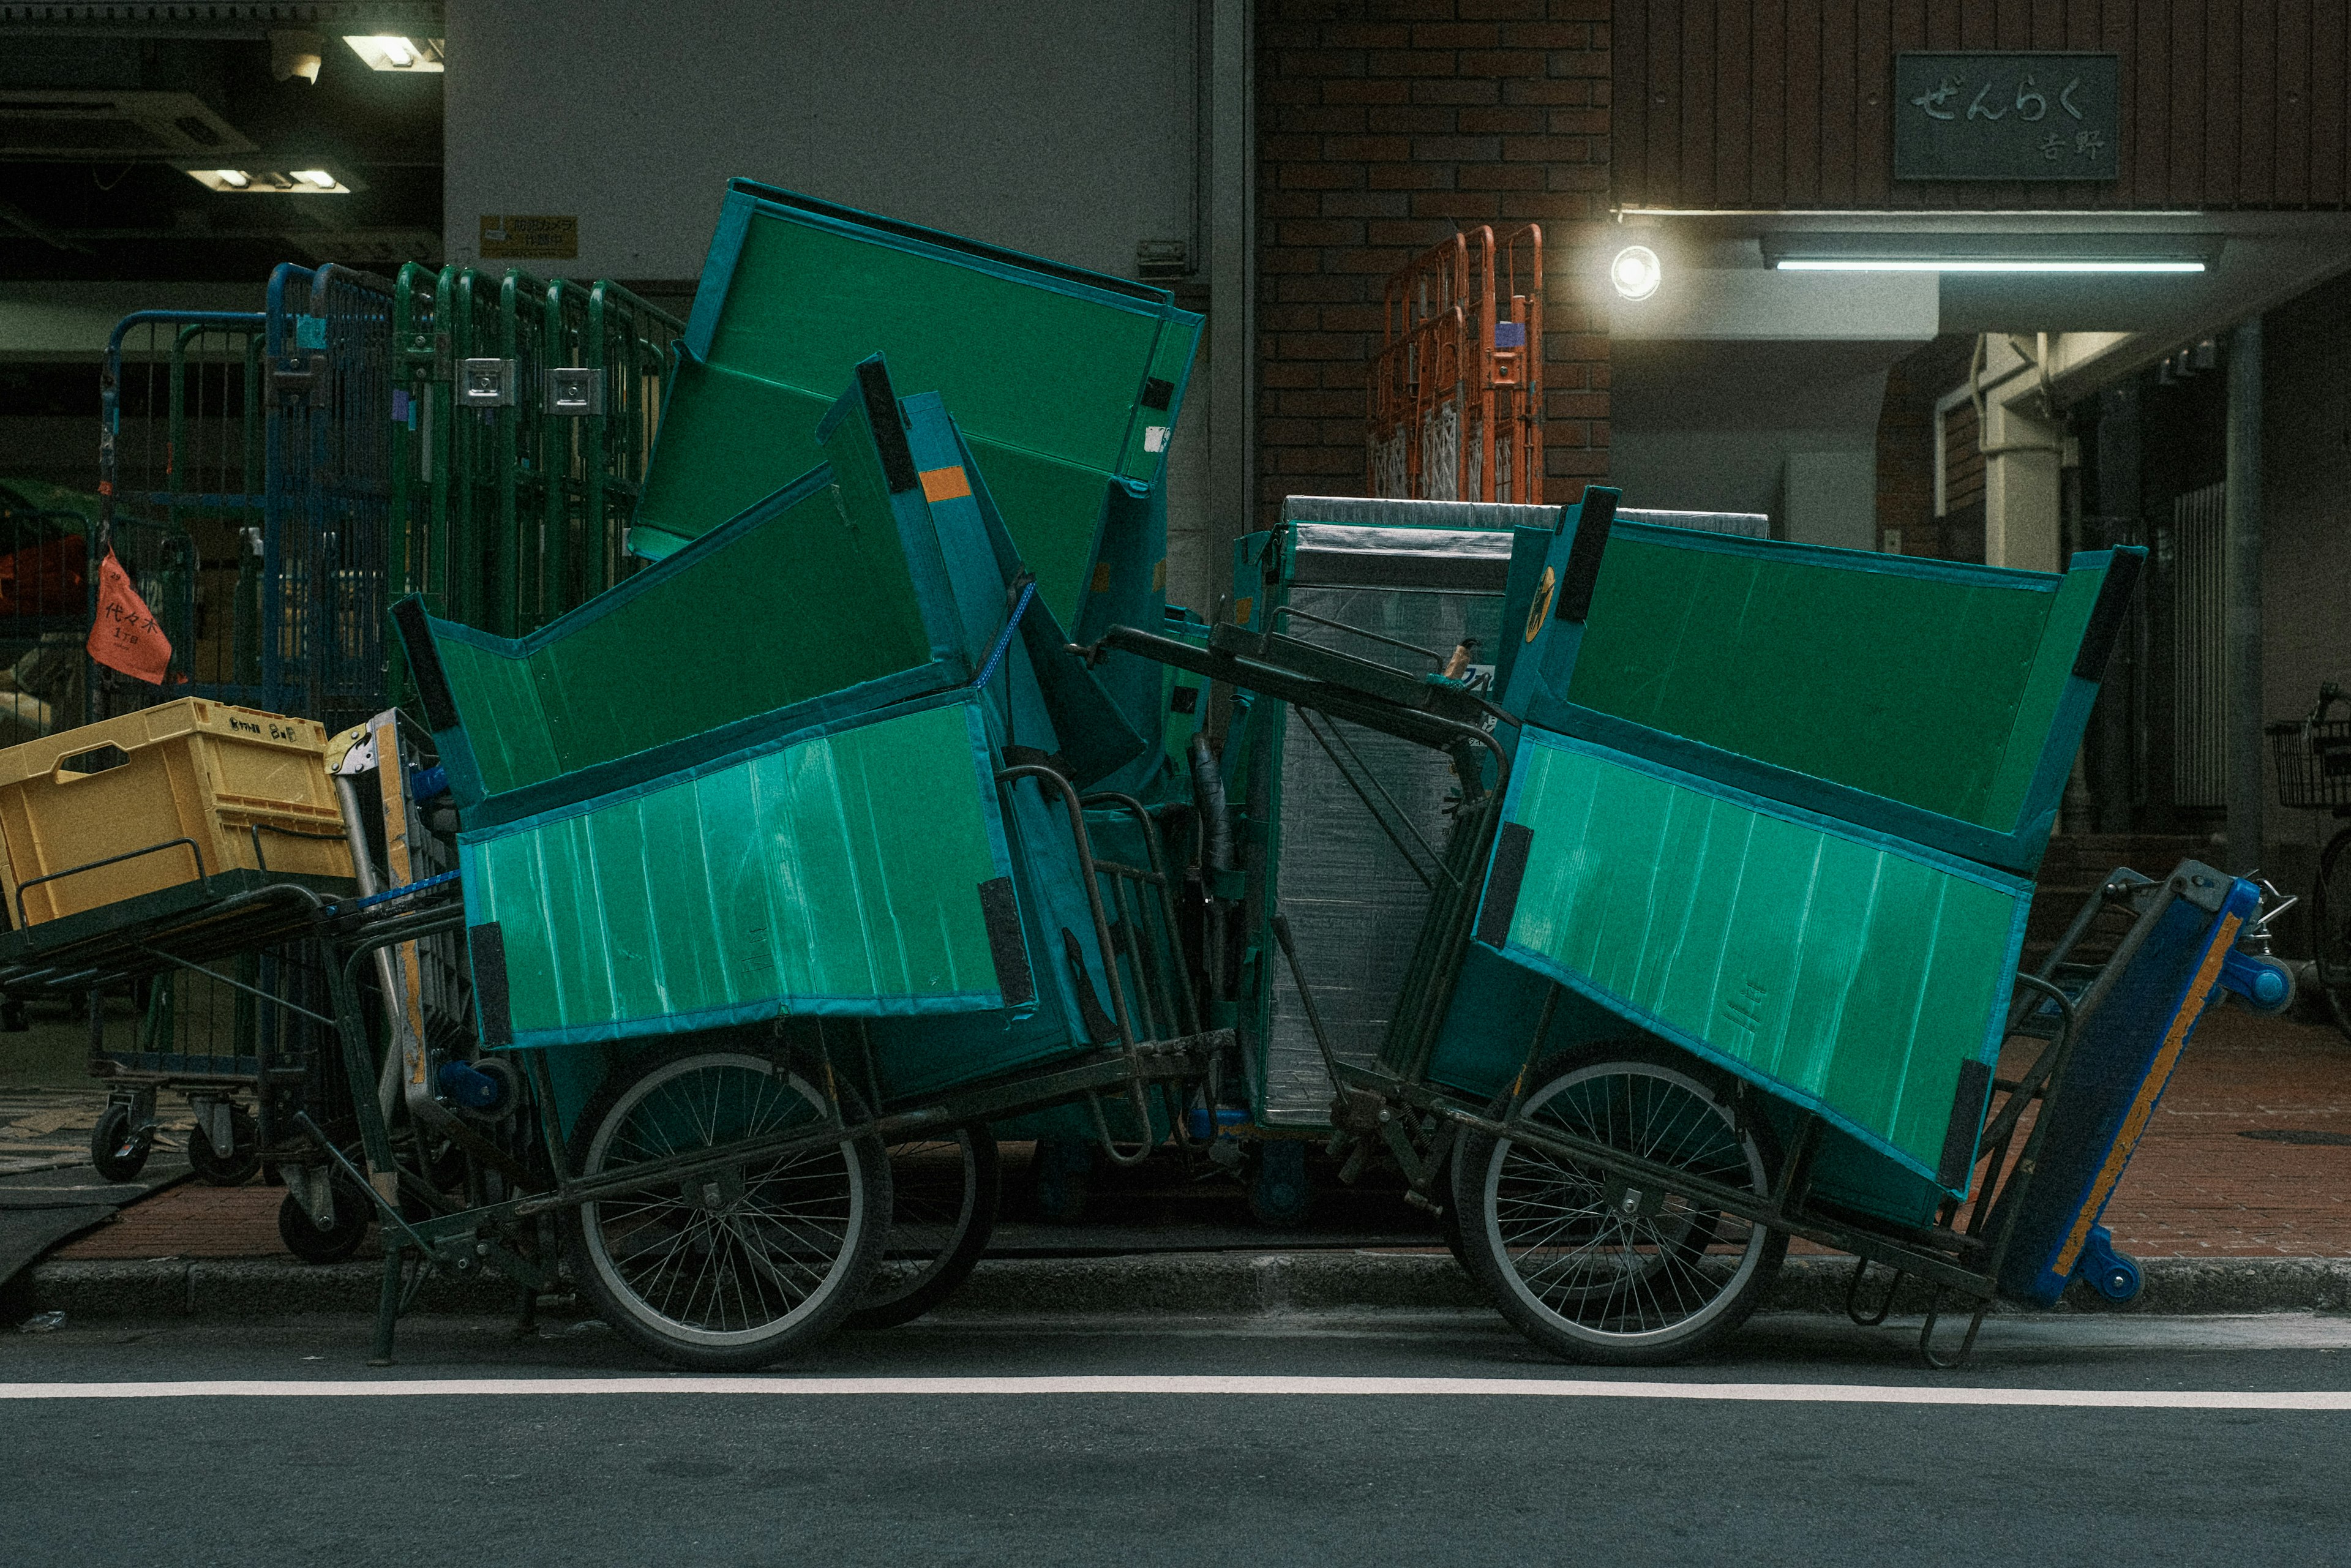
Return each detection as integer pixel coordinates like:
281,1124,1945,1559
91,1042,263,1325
1918,1294,1990,1370
1845,1258,1902,1328
369,1247,402,1366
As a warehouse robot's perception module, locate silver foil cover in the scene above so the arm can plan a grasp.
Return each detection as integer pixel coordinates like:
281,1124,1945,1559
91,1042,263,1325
1259,562,1507,1124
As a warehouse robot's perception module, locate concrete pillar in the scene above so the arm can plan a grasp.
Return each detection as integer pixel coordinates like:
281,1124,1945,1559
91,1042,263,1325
2225,318,2266,876
2090,383,2143,833
1982,394,2063,572
1204,0,1254,611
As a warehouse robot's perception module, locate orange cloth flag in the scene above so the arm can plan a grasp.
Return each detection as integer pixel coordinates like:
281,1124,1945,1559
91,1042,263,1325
85,548,173,685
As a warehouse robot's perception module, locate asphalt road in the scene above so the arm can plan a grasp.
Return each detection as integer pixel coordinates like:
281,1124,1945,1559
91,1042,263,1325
7,1311,2351,1567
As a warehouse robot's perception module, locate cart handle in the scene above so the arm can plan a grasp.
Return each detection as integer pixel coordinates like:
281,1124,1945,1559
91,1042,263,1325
15,836,208,928
247,819,351,876
2303,681,2347,730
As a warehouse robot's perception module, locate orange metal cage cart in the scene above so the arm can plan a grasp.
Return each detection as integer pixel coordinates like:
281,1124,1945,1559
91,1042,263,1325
1368,225,1542,505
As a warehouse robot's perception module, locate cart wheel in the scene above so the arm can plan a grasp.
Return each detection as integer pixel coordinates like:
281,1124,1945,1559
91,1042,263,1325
277,1173,371,1264
2093,1258,2143,1302
2314,827,2351,1043
187,1106,261,1187
562,1041,890,1371
847,1127,1000,1330
1453,1041,1788,1367
89,1104,152,1182
1248,1139,1313,1228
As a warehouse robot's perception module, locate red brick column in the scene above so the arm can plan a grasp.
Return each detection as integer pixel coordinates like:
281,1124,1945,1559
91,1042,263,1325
1257,0,1613,529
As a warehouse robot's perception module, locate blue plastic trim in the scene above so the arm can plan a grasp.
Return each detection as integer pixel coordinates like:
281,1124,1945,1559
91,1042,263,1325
973,580,1038,691
497,985,1016,1051
683,187,756,360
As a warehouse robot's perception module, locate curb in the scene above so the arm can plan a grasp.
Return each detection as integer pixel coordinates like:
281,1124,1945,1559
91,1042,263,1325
13,1251,2351,1325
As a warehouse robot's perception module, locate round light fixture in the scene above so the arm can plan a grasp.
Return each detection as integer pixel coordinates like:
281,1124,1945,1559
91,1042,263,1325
1611,244,1662,302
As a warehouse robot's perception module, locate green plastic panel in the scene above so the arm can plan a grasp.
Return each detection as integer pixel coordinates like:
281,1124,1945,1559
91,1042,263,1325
463,697,1019,1047
1489,730,2028,1185
710,211,1165,476
429,464,939,802
407,362,1009,822
1564,529,2105,836
637,182,1202,628
636,362,1117,621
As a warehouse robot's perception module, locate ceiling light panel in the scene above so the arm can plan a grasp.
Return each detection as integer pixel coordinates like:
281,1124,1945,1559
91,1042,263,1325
183,166,356,194
343,36,445,72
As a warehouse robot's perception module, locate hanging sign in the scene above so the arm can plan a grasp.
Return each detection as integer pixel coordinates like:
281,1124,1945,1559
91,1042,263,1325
86,549,173,685
479,215,579,260
1894,53,2121,181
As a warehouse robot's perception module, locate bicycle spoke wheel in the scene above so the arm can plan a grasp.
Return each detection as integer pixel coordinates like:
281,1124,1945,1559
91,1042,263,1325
2316,828,2351,1042
1455,1042,1785,1366
847,1127,1000,1330
563,1043,888,1370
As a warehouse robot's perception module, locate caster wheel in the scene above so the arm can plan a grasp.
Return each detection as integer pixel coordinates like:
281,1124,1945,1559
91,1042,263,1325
2080,1227,2144,1304
90,1103,154,1182
187,1106,261,1187
1248,1141,1313,1228
278,1172,372,1264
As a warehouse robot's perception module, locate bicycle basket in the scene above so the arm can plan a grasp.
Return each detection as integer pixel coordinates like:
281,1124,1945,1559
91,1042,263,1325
2268,715,2351,809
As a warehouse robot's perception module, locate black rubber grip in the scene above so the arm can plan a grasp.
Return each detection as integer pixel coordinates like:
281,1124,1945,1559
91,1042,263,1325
1062,927,1118,1043
391,596,460,733
978,877,1033,1008
1556,487,1617,625
1937,1056,1995,1190
467,923,514,1048
1475,821,1535,949
2071,547,2144,683
857,356,920,495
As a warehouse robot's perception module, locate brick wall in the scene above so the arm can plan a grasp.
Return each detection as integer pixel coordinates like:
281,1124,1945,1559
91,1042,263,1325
1875,332,1977,561
1257,0,1613,529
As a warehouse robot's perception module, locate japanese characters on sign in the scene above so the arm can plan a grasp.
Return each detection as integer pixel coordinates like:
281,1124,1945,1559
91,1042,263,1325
1892,53,2121,182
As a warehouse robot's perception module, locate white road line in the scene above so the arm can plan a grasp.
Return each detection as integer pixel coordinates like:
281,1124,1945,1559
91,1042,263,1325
2,1376,2349,1408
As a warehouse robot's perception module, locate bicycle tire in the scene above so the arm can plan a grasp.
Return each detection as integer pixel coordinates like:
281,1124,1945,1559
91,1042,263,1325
2315,825,2351,1042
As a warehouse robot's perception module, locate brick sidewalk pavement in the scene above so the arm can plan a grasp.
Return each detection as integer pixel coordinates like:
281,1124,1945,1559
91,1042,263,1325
43,1006,2351,1264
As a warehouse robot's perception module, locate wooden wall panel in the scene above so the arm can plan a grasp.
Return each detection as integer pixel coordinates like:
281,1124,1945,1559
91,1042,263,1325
1616,0,2351,208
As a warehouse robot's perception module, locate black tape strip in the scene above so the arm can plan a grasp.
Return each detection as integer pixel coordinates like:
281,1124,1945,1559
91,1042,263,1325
391,597,460,732
1556,486,1617,624
1001,743,1076,779
977,877,1033,1008
1140,375,1174,411
2070,548,2144,683
467,923,514,1048
856,358,920,495
1937,1056,1995,1190
1061,927,1118,1043
1475,822,1535,949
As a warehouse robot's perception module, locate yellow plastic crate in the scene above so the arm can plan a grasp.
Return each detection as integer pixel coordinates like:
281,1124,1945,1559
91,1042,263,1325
0,699,353,927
